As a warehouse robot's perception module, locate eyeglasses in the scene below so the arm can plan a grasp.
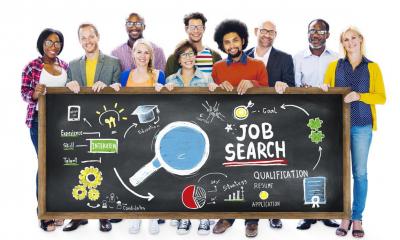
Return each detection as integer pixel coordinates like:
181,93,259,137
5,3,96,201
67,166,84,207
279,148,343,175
180,51,195,58
259,29,276,35
126,21,145,28
187,25,204,31
308,29,328,35
44,40,62,48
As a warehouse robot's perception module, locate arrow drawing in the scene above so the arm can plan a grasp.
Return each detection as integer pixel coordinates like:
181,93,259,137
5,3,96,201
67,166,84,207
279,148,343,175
83,132,101,137
83,118,92,127
123,123,138,139
82,157,101,164
87,203,100,208
312,146,323,170
281,104,310,116
114,168,154,201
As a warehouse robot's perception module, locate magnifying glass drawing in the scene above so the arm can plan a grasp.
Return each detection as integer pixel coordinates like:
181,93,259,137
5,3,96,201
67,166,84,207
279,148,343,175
129,121,210,187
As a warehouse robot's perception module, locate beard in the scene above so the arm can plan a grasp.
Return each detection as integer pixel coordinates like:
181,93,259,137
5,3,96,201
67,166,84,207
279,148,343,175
228,49,242,59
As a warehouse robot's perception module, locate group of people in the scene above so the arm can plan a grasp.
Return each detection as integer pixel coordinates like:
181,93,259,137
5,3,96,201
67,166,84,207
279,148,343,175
21,11,386,239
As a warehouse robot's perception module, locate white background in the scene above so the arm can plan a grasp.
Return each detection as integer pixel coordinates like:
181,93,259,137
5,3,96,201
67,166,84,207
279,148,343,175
0,0,399,239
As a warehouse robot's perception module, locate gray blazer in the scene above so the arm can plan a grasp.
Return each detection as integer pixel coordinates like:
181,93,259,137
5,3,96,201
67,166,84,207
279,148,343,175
67,51,121,86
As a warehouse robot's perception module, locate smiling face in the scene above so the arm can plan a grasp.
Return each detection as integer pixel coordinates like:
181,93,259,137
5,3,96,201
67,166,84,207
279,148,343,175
78,26,99,54
222,32,243,58
255,21,276,49
126,15,145,41
308,20,329,50
133,43,151,68
43,33,61,60
185,19,205,43
178,47,196,70
341,30,363,55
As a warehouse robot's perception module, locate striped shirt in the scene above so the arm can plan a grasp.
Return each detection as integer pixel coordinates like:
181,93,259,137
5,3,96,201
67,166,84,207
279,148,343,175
195,48,214,76
21,57,68,127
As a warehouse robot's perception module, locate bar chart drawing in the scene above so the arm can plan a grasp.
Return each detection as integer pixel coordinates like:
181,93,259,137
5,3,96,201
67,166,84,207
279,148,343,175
224,186,245,202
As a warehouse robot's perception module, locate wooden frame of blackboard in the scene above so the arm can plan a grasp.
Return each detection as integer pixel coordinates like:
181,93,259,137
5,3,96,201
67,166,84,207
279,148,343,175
38,87,351,219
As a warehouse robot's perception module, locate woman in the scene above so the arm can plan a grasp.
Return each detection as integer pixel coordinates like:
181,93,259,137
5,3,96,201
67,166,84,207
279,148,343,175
164,40,217,92
322,27,386,238
164,40,217,235
21,28,68,231
118,39,165,234
120,39,165,89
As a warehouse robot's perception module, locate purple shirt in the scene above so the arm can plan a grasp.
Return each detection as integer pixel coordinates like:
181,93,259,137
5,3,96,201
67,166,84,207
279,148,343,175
111,41,166,71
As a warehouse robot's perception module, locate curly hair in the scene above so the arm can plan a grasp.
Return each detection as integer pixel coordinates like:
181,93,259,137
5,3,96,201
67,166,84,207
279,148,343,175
213,19,248,52
183,12,207,26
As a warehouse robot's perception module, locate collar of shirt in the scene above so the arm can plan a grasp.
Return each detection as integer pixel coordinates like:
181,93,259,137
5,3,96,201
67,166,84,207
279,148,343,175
254,46,272,66
175,67,204,81
38,56,66,68
343,56,371,66
226,51,247,65
303,47,335,58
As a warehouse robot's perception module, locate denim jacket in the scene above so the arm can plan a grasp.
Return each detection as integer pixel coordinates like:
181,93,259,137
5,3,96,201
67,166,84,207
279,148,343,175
166,67,214,87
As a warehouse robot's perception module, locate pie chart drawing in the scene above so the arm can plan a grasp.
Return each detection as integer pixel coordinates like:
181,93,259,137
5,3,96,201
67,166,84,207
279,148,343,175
181,185,206,209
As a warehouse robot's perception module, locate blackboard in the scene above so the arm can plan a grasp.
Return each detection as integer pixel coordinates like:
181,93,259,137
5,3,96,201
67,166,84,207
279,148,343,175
38,87,350,219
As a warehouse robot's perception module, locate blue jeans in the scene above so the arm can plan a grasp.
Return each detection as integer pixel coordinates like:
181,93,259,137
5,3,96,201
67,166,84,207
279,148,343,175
29,114,38,200
350,125,372,220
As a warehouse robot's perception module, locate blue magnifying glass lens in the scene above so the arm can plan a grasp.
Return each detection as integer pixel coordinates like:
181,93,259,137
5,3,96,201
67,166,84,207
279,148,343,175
159,126,206,170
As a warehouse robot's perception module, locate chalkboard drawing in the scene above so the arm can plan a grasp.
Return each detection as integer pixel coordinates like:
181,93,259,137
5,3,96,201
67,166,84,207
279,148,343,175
87,203,100,208
116,201,122,209
96,103,128,128
259,191,269,200
224,186,245,202
233,101,254,121
303,176,327,208
307,117,323,130
129,121,210,187
197,101,226,124
307,118,325,144
88,139,118,154
72,185,87,200
181,185,207,209
102,200,107,209
86,203,100,208
225,123,233,133
79,166,103,189
88,188,100,201
309,130,325,144
68,105,81,121
131,105,160,124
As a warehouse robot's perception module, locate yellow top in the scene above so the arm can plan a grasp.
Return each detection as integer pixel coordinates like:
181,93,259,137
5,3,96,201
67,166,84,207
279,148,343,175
126,70,155,87
85,58,98,87
324,60,386,131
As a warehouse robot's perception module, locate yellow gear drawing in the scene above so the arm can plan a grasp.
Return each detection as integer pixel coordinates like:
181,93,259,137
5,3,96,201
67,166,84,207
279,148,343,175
88,188,100,201
72,185,87,200
79,166,103,189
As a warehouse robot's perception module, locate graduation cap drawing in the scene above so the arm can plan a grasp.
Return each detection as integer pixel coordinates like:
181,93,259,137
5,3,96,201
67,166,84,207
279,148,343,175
131,105,160,123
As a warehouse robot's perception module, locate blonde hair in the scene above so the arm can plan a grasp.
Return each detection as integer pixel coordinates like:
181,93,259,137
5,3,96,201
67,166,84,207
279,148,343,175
132,39,155,74
340,26,366,57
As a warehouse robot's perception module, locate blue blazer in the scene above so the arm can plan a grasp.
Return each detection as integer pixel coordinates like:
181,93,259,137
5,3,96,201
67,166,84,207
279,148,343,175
120,69,166,87
245,47,295,87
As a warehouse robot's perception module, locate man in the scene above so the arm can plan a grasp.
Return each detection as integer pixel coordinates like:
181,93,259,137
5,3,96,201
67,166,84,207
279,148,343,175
244,20,295,230
111,12,166,71
293,18,339,230
63,23,121,232
211,19,268,238
165,13,221,235
165,12,221,77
